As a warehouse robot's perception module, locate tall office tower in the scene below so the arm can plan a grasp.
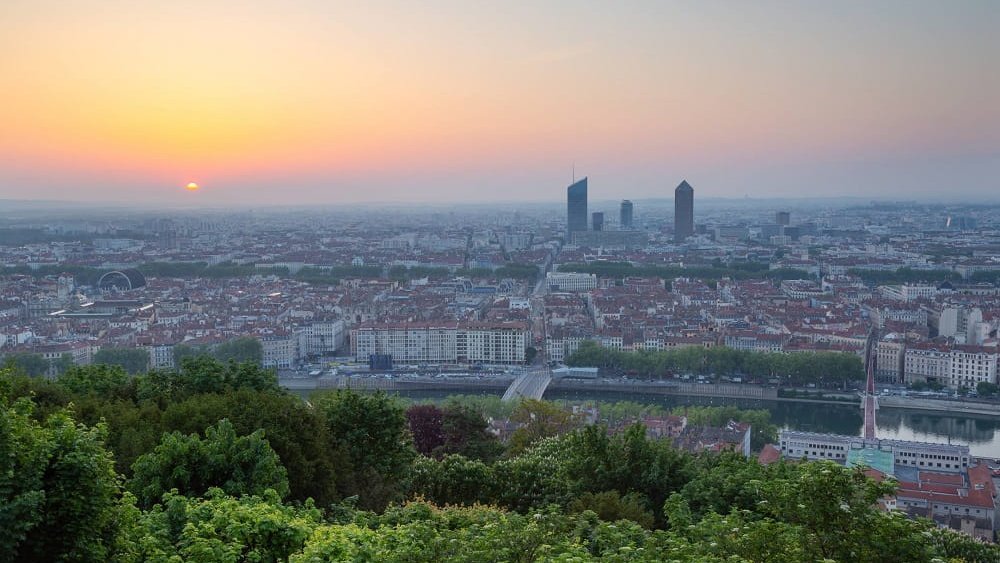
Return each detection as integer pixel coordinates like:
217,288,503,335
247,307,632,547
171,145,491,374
592,212,604,231
566,177,588,237
674,180,694,242
620,200,634,230
776,211,791,226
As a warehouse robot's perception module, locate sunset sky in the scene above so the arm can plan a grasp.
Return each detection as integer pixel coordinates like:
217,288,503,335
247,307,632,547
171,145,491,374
1,0,997,204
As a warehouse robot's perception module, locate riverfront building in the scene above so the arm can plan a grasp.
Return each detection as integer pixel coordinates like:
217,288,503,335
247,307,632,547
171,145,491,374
779,430,971,473
902,342,1000,390
352,321,529,365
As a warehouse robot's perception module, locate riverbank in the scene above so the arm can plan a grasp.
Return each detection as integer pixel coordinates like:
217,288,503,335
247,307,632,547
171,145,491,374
878,395,1000,417
280,376,775,400
279,375,1000,417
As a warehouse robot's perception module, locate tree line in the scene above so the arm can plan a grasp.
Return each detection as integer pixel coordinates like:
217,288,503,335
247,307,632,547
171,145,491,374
566,340,865,386
2,337,263,379
2,361,996,562
556,261,812,282
848,267,962,285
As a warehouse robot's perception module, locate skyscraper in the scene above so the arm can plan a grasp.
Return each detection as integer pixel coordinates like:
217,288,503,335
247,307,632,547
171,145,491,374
776,211,790,226
592,212,604,231
566,177,588,237
674,180,694,242
620,200,633,230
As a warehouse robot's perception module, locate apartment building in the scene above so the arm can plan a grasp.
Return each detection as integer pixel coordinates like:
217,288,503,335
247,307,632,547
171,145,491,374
353,321,528,364
546,272,598,292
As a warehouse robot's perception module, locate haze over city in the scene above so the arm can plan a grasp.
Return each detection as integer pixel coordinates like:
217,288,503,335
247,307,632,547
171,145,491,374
1,0,997,205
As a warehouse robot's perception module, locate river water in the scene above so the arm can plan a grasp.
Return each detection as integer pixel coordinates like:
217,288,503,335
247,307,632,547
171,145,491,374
298,386,1000,459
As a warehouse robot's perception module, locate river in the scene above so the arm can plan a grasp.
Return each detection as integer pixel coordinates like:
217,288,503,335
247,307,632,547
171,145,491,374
296,386,1000,459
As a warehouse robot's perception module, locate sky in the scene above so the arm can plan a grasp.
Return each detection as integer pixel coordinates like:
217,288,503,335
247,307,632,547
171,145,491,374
0,0,997,205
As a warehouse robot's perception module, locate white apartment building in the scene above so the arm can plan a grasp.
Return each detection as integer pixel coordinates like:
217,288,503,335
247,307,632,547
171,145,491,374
145,343,176,369
260,332,298,369
879,284,937,302
904,346,952,386
458,324,528,364
0,328,34,348
546,272,597,292
939,307,985,345
779,280,829,300
353,322,528,364
876,337,905,382
724,332,785,353
949,347,999,389
904,345,1000,389
298,319,345,357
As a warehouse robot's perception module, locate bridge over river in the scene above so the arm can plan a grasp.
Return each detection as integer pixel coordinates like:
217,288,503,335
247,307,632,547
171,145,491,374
501,369,553,401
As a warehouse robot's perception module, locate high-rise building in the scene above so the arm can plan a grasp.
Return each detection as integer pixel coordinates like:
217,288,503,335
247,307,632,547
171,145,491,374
592,212,604,231
776,211,790,226
674,180,694,242
620,200,633,230
566,177,588,237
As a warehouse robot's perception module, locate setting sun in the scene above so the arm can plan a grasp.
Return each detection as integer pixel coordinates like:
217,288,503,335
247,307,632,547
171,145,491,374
185,182,200,191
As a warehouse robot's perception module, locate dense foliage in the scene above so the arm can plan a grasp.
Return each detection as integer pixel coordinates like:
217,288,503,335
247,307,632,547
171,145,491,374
566,340,865,386
848,267,962,285
93,347,151,375
2,364,998,562
174,337,264,366
130,419,290,508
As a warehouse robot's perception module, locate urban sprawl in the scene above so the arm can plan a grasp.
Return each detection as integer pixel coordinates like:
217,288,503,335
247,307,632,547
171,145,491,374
3,180,1000,541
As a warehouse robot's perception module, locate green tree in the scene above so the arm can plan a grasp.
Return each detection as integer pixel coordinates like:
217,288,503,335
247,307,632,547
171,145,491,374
137,355,277,402
524,346,538,364
754,461,923,561
93,347,150,374
976,381,998,397
434,404,504,462
49,353,75,376
214,337,263,365
313,390,416,510
507,399,581,455
3,353,50,377
133,489,321,563
408,455,496,507
130,418,289,508
158,389,340,505
1,387,127,562
568,490,655,529
172,343,210,365
561,424,692,526
56,363,129,395
675,451,781,519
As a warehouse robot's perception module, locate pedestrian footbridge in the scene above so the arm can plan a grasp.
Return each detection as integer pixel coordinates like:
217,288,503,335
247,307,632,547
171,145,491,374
502,367,598,401
502,369,552,401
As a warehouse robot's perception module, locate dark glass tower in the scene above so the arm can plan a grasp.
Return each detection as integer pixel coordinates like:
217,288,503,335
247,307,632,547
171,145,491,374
566,177,588,237
674,180,694,242
620,200,633,230
592,212,604,231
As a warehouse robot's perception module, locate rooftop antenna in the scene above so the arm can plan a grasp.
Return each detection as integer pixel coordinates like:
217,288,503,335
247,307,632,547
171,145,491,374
572,162,576,183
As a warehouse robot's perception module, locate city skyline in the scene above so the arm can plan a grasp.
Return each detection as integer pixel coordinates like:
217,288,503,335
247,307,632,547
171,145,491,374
1,1,997,205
